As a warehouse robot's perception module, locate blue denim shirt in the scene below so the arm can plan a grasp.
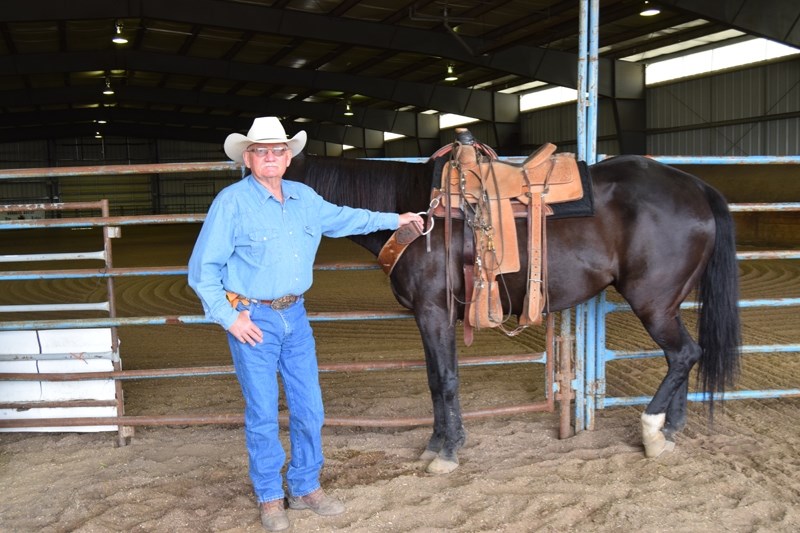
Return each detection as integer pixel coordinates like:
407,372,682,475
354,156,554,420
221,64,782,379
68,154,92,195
188,175,399,330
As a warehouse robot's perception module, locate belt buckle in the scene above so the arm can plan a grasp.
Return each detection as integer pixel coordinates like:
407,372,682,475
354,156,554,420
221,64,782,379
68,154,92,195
270,295,296,310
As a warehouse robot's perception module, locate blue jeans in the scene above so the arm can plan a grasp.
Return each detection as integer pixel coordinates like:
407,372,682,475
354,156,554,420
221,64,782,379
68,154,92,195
227,297,324,503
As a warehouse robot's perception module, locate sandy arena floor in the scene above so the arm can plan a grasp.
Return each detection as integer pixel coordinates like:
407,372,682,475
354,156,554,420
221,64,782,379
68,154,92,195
1,224,799,532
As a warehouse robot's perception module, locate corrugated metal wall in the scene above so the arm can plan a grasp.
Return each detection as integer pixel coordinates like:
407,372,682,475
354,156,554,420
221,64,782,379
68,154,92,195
520,58,799,157
520,98,619,156
646,59,799,156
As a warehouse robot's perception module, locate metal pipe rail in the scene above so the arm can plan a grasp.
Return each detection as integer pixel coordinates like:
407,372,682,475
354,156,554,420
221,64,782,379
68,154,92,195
0,353,546,381
2,193,561,437
0,401,556,430
0,262,381,282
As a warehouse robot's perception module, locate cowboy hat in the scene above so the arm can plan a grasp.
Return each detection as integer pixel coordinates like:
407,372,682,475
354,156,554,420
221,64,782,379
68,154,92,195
224,116,307,163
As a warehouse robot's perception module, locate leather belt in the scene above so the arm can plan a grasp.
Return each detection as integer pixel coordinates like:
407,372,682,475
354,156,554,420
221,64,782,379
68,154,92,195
226,291,300,310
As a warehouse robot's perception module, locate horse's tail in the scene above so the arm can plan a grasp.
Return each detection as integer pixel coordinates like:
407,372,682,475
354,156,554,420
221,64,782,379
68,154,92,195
697,183,741,416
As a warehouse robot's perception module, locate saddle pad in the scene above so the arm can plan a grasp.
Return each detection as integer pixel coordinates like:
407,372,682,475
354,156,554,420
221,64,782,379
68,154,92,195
548,161,594,219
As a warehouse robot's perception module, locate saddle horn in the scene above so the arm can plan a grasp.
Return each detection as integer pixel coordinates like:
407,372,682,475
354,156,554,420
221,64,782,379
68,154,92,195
455,128,475,145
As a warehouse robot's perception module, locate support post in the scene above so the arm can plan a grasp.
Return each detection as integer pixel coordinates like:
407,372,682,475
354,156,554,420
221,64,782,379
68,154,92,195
575,0,601,433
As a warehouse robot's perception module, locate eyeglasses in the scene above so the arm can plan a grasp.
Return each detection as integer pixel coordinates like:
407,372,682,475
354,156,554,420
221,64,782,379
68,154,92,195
246,146,289,157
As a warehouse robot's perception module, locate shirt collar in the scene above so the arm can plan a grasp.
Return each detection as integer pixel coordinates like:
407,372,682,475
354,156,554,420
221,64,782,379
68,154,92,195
245,175,300,202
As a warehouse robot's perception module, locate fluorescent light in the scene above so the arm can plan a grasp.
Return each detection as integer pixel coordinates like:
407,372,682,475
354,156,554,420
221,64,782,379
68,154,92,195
645,37,800,84
102,78,114,95
112,21,128,44
520,86,578,112
439,113,479,129
640,2,660,16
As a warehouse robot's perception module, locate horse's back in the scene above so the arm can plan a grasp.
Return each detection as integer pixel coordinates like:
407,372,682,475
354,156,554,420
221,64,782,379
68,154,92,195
592,155,713,205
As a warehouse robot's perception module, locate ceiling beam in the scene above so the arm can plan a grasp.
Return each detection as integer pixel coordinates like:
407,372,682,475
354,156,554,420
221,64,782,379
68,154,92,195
0,85,440,140
0,0,642,97
658,0,800,47
0,49,520,122
0,94,443,149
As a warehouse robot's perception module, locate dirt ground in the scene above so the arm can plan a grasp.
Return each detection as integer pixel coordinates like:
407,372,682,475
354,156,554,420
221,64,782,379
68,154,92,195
2,225,800,533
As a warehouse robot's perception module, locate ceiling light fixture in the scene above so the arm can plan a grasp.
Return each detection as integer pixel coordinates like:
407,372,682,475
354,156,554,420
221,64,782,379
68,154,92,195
344,101,354,116
102,78,114,95
112,21,128,44
640,1,660,16
444,64,458,82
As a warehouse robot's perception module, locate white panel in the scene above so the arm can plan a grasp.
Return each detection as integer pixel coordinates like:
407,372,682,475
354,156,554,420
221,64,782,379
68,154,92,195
0,360,38,373
0,406,118,432
0,360,42,402
37,359,114,374
38,328,113,354
0,381,43,402
0,331,41,355
38,359,115,401
41,380,116,401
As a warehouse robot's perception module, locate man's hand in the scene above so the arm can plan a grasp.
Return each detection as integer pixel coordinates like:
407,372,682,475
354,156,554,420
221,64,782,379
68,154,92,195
227,310,263,346
398,212,425,231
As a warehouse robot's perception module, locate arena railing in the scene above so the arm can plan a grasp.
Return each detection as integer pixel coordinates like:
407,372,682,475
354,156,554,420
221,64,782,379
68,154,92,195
0,161,568,443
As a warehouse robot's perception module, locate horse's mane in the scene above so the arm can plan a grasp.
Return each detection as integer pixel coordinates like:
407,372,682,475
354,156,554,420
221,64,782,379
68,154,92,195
285,155,435,213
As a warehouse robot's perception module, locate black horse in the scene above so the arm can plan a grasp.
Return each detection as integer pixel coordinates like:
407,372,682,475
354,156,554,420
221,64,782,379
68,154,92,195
284,142,741,473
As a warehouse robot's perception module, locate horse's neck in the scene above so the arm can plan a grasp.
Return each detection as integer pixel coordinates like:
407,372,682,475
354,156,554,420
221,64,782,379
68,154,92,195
348,232,392,257
287,156,428,257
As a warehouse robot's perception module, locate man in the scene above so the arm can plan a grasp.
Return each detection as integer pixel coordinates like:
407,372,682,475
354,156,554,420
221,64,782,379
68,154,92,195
188,117,423,531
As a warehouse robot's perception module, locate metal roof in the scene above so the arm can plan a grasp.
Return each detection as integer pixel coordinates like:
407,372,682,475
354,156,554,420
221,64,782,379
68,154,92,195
0,0,797,154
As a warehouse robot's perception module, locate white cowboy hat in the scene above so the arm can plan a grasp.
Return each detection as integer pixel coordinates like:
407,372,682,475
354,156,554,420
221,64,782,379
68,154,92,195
224,116,307,163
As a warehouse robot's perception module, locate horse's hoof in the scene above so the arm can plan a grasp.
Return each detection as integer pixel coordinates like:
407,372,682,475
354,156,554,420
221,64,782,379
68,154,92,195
643,433,676,458
426,456,459,474
419,449,438,462
641,412,676,458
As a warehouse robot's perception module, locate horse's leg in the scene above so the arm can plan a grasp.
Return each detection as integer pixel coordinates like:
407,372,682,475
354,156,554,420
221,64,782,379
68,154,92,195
637,314,701,457
415,311,466,474
664,379,689,440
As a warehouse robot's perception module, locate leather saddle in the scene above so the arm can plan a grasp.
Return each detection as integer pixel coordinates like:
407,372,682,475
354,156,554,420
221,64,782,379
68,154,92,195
435,129,583,342
377,129,585,345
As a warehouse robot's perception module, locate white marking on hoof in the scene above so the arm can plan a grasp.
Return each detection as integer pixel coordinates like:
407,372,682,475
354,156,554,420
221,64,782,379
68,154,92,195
419,449,438,462
426,456,459,474
641,412,675,458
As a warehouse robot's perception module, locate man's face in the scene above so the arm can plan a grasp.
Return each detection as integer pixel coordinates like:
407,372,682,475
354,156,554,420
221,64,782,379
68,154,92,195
243,143,291,181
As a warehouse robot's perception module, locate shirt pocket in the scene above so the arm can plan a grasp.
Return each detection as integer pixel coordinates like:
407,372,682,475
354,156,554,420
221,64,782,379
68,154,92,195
300,225,319,262
236,229,280,266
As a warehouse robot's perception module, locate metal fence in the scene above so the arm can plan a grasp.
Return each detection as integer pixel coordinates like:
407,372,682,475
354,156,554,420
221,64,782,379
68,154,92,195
0,161,569,443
